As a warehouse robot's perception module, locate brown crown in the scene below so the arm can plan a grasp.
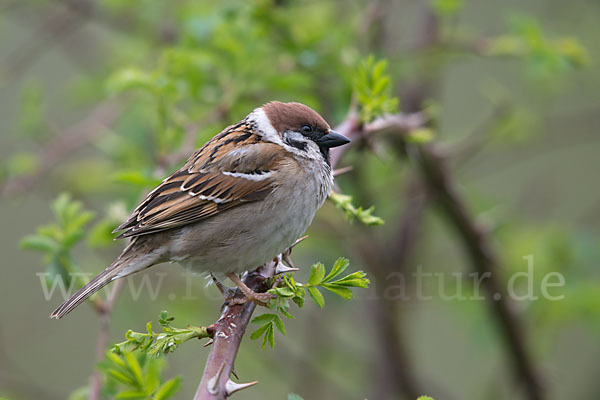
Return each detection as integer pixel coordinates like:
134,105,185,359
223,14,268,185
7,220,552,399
262,101,330,135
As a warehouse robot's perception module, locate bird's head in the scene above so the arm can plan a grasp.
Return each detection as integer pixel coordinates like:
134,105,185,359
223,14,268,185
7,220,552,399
248,101,351,163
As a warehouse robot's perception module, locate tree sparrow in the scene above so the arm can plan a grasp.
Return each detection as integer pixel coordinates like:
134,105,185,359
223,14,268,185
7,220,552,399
51,101,350,318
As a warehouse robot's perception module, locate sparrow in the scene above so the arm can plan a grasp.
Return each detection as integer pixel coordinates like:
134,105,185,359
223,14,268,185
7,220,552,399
51,101,350,318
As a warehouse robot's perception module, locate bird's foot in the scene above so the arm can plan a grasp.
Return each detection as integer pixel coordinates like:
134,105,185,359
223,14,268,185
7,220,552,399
225,272,276,307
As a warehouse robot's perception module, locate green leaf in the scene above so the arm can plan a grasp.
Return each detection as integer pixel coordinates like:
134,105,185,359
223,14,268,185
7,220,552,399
266,325,275,348
251,313,276,325
154,376,182,400
116,391,147,399
292,292,305,308
320,284,353,300
288,394,304,400
124,352,144,387
108,369,136,386
280,308,295,319
417,396,434,400
307,287,325,308
330,271,370,288
323,258,350,282
250,323,270,340
308,263,325,286
20,235,59,253
272,315,286,335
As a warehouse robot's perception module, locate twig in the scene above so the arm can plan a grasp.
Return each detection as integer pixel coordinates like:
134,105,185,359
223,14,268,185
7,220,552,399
194,261,277,400
1,99,122,198
89,279,124,400
329,109,426,168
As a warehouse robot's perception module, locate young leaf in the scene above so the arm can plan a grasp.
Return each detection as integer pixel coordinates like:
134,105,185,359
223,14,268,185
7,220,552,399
249,323,270,340
272,314,286,335
307,286,325,308
251,313,277,324
308,263,325,286
154,377,183,400
320,284,353,300
322,258,350,283
19,235,59,253
329,191,384,226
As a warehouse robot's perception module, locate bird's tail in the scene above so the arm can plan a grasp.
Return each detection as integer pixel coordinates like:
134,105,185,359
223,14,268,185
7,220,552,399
50,239,162,319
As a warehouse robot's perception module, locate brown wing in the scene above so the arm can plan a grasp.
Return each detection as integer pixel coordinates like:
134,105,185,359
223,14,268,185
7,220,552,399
113,122,285,238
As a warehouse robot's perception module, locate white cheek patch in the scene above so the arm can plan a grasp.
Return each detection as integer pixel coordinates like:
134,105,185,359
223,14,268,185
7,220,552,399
247,108,283,146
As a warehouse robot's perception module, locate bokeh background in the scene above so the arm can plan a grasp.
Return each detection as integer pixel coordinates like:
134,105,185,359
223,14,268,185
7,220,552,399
1,0,599,399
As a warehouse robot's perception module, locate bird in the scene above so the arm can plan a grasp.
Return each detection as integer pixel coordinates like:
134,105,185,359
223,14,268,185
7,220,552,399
50,101,350,318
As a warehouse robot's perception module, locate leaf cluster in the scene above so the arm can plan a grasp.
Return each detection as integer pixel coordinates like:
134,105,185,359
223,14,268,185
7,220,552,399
250,258,369,348
486,15,588,77
98,351,181,400
112,311,211,357
20,193,95,289
353,55,399,123
328,191,384,226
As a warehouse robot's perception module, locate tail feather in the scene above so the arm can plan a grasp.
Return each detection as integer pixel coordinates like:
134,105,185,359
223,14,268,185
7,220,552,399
50,266,119,319
50,239,163,319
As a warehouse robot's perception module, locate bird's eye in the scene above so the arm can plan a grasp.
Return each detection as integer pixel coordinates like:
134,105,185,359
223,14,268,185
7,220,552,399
301,125,313,134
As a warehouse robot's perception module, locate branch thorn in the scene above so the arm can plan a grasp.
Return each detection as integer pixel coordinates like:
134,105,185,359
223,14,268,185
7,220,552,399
207,361,226,395
225,379,258,396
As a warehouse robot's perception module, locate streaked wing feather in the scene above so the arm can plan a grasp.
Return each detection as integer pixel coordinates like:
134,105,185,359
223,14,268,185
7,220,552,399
114,123,284,239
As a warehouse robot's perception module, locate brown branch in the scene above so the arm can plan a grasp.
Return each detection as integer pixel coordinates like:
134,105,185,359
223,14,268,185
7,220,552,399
194,261,277,400
362,178,428,400
339,111,543,399
1,99,122,198
413,143,543,400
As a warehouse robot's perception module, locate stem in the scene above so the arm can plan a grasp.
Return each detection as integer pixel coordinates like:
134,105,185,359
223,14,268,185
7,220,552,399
194,261,277,400
89,279,124,400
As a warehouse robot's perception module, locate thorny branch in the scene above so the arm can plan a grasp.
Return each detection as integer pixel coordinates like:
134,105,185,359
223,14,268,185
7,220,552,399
194,261,277,400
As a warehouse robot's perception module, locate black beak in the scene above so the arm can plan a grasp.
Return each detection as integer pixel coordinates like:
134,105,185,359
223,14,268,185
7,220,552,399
316,130,351,148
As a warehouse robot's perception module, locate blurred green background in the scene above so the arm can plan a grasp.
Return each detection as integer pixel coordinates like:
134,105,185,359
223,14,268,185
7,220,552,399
0,0,599,399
